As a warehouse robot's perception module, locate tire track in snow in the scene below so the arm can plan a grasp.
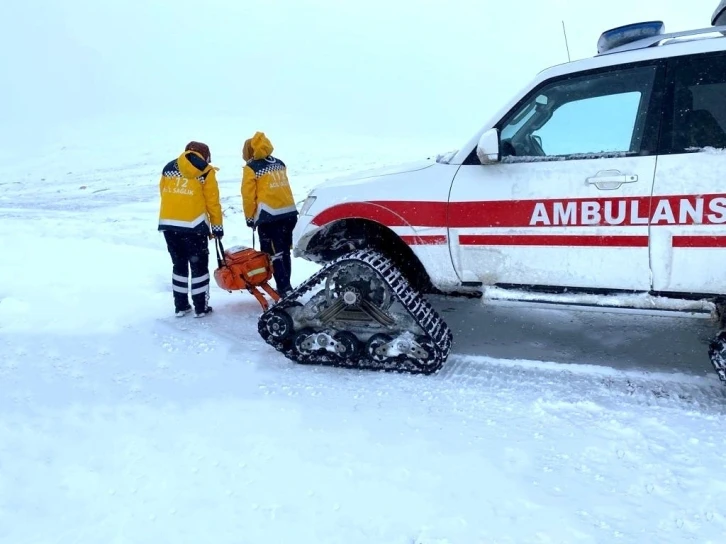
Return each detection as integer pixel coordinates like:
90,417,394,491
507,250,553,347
155,309,726,417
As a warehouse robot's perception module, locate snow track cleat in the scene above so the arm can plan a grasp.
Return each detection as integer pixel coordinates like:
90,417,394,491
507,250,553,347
257,249,453,374
708,330,726,383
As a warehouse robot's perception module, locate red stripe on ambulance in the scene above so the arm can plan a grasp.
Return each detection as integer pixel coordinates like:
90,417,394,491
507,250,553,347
400,235,447,245
447,194,726,228
673,236,726,248
525,195,726,227
312,194,726,229
310,201,446,228
309,193,726,247
459,235,648,247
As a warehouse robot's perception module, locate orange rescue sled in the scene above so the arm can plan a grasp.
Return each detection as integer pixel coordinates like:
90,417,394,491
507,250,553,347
213,239,280,311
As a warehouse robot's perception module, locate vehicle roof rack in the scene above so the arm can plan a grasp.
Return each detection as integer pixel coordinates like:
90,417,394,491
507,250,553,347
597,24,726,56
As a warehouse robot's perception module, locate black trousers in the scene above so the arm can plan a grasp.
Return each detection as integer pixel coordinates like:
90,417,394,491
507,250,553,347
257,216,297,294
163,230,210,312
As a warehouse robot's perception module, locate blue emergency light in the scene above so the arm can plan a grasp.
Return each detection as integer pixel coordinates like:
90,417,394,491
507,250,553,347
714,0,726,26
597,21,665,54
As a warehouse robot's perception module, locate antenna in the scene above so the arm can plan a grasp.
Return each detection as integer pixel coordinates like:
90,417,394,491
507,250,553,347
562,20,572,62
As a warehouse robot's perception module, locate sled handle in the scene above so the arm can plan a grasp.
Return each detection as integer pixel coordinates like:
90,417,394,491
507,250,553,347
215,237,227,267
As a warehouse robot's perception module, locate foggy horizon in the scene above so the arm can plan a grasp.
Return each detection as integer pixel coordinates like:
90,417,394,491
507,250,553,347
2,0,720,149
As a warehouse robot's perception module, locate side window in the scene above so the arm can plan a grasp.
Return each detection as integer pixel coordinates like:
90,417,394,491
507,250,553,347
664,53,726,153
498,65,658,162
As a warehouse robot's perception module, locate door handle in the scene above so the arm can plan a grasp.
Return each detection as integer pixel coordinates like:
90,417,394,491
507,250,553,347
586,170,638,190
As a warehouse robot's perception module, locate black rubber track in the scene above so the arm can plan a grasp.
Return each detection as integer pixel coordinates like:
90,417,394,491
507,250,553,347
257,249,454,374
708,331,726,383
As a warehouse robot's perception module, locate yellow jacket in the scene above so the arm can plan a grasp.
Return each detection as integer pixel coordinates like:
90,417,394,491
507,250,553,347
241,132,298,226
158,150,224,236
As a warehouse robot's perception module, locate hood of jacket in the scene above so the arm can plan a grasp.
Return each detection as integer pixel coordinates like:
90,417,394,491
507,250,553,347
178,150,213,178
248,131,274,160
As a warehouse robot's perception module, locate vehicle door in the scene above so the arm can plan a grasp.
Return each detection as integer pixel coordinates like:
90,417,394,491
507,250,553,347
447,60,665,291
649,50,726,295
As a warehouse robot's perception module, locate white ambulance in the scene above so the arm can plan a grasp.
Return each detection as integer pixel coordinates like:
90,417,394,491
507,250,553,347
268,3,726,381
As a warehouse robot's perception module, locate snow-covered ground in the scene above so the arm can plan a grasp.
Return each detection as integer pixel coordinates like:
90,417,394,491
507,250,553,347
2,120,726,543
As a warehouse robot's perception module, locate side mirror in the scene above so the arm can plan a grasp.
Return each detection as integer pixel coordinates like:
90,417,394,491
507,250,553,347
476,128,500,165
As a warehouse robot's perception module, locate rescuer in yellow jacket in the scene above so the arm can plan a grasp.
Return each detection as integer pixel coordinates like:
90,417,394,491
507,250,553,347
241,132,298,296
158,141,223,318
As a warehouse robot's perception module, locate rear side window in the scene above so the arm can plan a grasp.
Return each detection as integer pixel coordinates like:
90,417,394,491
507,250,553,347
662,52,726,153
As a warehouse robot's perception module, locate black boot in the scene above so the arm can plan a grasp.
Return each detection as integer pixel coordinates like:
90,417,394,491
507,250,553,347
192,291,213,318
173,290,192,317
194,305,213,318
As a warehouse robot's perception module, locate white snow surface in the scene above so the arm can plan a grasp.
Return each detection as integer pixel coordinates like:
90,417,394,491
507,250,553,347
2,123,726,543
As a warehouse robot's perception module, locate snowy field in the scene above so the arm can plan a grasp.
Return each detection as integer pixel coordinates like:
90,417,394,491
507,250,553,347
2,119,726,543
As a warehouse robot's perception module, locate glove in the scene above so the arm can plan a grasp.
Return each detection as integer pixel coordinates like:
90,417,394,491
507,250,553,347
246,218,255,229
211,225,224,239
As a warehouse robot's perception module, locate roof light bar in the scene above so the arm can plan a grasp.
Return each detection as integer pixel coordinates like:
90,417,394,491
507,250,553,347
597,21,665,54
713,0,726,25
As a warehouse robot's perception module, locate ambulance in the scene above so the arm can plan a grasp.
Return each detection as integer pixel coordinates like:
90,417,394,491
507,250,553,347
261,2,726,382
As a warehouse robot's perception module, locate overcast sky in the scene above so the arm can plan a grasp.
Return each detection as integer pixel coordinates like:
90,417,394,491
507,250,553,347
0,0,720,149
